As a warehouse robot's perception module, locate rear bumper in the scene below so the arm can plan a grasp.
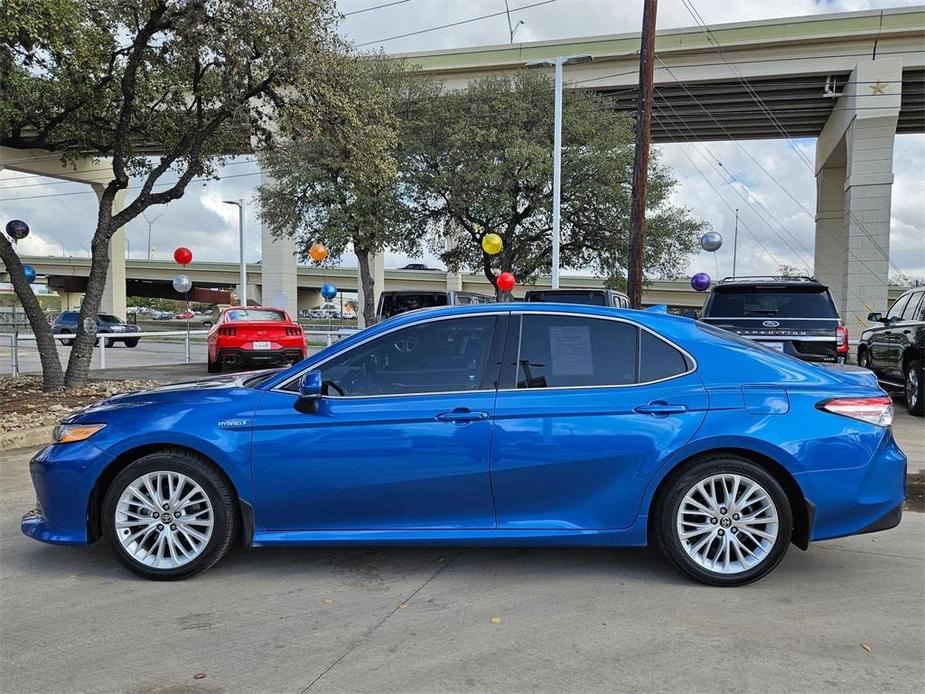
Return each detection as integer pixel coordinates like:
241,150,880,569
217,347,304,366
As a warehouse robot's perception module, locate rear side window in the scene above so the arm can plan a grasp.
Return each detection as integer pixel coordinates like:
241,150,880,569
706,287,837,319
512,315,637,388
901,292,923,321
639,331,689,382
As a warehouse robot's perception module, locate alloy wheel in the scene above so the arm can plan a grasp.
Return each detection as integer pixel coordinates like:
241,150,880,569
676,473,779,575
115,471,214,569
908,367,919,410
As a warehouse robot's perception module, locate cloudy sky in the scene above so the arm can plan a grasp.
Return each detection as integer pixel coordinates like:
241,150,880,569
1,0,923,283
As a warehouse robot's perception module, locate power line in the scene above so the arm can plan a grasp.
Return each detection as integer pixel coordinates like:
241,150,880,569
343,0,410,17
354,0,556,47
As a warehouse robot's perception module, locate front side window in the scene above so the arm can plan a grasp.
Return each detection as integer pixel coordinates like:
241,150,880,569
886,294,910,322
320,315,496,397
901,292,923,321
512,315,637,389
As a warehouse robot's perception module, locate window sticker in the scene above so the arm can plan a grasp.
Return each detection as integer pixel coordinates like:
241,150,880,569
549,325,593,376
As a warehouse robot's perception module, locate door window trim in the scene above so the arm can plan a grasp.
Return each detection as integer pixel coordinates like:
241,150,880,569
498,311,697,392
272,311,503,398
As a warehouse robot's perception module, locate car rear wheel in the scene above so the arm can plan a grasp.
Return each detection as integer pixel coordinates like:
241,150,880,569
207,355,221,373
58,329,73,347
905,359,924,416
124,338,139,348
102,450,237,580
654,457,793,586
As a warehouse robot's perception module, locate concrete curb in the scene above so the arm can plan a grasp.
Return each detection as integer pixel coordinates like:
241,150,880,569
0,425,54,451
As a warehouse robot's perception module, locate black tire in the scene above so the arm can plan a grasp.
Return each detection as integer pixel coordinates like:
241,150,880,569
207,355,221,374
103,337,115,348
653,456,793,587
102,449,238,580
905,358,924,416
857,348,870,369
124,338,139,348
59,329,73,347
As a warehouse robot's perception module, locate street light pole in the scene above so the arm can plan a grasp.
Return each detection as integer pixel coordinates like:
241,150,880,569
732,208,739,277
141,212,162,260
526,53,593,290
222,199,247,306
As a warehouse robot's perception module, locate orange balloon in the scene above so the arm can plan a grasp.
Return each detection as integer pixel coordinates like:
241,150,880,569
309,243,328,263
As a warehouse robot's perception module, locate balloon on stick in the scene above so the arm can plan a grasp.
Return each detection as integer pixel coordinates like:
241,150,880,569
699,231,723,252
691,272,711,292
22,265,36,283
309,243,328,263
481,233,503,256
321,283,337,300
497,272,516,293
173,247,192,265
5,220,29,241
173,274,192,293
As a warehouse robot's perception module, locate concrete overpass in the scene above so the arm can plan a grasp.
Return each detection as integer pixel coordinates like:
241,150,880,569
2,7,923,328
6,256,714,310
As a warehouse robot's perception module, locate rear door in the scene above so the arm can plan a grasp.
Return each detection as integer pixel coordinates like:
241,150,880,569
490,312,707,530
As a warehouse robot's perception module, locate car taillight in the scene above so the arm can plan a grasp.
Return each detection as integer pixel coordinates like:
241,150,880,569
285,327,302,336
836,325,849,354
818,396,893,427
218,327,236,336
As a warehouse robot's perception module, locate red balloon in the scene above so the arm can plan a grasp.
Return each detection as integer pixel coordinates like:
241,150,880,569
497,272,516,293
173,247,193,265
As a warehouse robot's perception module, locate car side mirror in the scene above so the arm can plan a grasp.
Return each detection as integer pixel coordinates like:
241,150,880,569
867,312,883,323
299,370,322,400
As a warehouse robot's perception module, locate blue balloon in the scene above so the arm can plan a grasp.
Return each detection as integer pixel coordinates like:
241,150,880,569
23,265,36,283
691,272,711,292
320,283,337,300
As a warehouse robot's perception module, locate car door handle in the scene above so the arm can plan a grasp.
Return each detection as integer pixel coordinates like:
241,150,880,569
634,402,688,415
436,409,489,423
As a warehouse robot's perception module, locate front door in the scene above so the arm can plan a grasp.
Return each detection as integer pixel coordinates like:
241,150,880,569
251,314,504,531
490,313,708,530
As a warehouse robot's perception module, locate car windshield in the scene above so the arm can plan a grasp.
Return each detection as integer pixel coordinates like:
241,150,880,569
225,309,285,322
379,293,448,319
98,314,122,323
527,291,607,306
706,287,837,318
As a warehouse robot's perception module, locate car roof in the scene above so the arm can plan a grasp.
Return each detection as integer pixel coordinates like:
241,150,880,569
714,275,828,290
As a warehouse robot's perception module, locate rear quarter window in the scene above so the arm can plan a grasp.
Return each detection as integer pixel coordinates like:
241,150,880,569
639,331,690,381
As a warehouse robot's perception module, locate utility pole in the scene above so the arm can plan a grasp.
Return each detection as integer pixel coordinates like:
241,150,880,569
222,199,247,307
627,0,658,308
732,208,739,277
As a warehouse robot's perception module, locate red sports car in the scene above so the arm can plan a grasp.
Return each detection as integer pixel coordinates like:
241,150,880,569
207,306,306,373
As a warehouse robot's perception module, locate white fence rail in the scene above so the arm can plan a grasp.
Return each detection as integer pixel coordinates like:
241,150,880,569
0,328,356,377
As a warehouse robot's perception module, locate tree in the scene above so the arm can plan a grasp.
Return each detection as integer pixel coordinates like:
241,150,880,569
402,71,705,295
1,0,351,389
258,57,430,326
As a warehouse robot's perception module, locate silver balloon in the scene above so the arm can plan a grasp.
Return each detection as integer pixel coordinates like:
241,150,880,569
172,274,192,293
700,231,723,252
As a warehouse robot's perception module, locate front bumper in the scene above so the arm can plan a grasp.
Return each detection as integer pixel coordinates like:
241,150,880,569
21,441,113,546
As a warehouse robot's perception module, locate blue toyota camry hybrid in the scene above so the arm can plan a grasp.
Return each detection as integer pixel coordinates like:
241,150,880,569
22,303,906,585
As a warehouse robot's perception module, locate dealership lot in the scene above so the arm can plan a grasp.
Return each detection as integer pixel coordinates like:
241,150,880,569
1,420,923,693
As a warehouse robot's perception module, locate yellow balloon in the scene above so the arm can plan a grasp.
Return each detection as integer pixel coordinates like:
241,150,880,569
481,233,503,256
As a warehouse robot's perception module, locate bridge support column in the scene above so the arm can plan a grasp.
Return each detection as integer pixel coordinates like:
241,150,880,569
259,171,298,313
92,185,127,320
814,58,901,332
356,252,384,328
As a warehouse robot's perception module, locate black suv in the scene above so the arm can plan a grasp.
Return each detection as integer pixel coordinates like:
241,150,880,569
858,286,924,416
524,288,631,308
700,276,848,364
52,311,142,347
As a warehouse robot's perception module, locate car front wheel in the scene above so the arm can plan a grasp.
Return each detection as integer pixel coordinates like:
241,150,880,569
906,358,924,416
858,348,870,369
102,450,237,580
654,457,793,586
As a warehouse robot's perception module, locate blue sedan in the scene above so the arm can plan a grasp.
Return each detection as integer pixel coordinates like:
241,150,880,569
23,304,906,585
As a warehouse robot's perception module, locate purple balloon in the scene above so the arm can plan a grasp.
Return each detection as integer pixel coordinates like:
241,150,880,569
5,219,29,241
691,272,712,292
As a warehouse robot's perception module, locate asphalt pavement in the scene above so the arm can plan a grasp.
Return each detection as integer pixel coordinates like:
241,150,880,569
1,442,923,693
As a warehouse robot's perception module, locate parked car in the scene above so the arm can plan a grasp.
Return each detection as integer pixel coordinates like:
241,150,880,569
24,303,904,584
377,290,493,320
176,311,195,320
152,311,173,321
207,306,306,373
52,312,141,348
700,276,848,363
525,288,631,308
858,286,924,416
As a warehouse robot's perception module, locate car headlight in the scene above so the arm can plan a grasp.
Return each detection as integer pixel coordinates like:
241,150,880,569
53,423,106,444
